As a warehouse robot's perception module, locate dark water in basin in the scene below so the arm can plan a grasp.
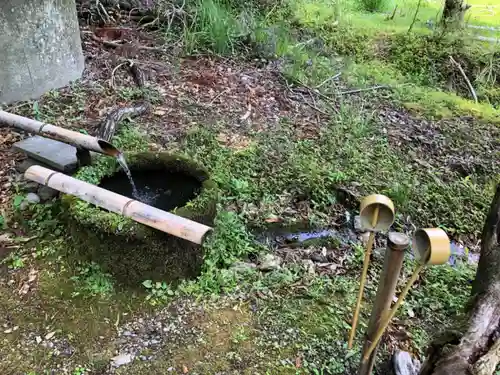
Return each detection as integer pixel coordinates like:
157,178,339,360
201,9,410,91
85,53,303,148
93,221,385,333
99,169,202,211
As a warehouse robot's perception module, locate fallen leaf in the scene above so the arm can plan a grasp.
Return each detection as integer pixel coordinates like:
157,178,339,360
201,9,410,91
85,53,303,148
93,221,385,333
4,329,12,334
28,269,37,283
18,283,30,295
45,331,55,340
264,216,281,223
36,336,42,344
153,109,166,116
295,357,302,368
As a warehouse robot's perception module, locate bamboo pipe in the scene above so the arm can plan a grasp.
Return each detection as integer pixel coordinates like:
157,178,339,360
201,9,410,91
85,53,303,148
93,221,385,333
0,110,120,157
362,263,425,362
358,232,409,375
361,228,451,363
24,165,213,245
348,194,395,349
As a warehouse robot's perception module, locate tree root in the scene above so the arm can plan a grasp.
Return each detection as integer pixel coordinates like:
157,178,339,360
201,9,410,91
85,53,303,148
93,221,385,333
473,339,500,375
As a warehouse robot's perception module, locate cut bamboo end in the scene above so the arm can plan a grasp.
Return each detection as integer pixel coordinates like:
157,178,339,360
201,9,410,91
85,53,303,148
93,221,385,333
0,110,121,157
24,165,213,245
359,194,395,231
413,228,451,265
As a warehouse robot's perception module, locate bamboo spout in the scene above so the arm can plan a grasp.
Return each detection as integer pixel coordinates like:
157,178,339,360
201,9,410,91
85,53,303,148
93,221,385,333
0,110,120,157
24,165,213,245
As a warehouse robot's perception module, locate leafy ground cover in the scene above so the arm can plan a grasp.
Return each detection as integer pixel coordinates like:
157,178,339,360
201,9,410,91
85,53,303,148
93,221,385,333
0,0,498,374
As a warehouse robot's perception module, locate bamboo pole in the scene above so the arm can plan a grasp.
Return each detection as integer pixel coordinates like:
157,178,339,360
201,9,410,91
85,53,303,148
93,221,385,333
362,263,425,363
362,228,450,363
0,110,120,157
358,232,409,375
24,165,213,245
348,206,379,349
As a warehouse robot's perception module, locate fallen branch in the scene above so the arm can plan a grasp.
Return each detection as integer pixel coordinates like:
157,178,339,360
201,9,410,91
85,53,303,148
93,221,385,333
338,85,391,95
279,72,338,114
449,56,478,103
316,73,341,89
98,102,151,142
85,31,166,52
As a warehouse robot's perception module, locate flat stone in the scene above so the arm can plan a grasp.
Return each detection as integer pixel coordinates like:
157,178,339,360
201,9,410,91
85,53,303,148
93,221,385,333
13,136,78,173
111,353,134,367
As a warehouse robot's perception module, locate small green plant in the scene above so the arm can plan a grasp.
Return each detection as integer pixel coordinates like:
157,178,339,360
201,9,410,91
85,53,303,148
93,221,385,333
72,366,87,375
13,195,25,210
4,254,25,270
70,262,114,298
142,280,175,305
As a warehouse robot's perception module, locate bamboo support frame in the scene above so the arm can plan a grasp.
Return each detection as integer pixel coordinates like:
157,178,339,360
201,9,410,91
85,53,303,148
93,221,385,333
357,232,409,375
362,262,425,362
360,228,450,367
348,206,380,349
24,165,213,245
0,110,120,157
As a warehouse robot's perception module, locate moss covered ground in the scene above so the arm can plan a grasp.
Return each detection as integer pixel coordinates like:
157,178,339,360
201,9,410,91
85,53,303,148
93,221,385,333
0,0,498,374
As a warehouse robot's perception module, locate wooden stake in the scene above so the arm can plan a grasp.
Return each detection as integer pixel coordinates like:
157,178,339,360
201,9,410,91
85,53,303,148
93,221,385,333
348,206,380,349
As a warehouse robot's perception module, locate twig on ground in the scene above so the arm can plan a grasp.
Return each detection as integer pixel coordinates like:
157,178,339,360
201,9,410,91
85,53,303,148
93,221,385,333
279,72,339,114
207,89,229,106
85,31,166,52
316,73,342,89
301,92,329,116
337,85,391,95
110,62,130,89
450,55,478,103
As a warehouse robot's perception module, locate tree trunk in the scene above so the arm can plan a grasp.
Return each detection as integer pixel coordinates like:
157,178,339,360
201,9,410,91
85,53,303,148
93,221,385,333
419,184,500,375
441,0,471,28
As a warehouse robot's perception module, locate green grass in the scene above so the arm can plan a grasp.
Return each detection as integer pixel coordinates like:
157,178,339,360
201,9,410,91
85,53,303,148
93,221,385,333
1,0,498,372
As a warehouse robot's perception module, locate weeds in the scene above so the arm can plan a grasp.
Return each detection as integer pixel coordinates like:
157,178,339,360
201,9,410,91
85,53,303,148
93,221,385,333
70,262,114,298
142,280,176,305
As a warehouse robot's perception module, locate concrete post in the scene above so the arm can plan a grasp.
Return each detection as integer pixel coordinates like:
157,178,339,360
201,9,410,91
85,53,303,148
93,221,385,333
0,0,84,104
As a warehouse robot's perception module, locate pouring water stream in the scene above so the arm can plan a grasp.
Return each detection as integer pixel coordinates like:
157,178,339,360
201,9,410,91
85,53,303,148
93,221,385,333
116,153,139,198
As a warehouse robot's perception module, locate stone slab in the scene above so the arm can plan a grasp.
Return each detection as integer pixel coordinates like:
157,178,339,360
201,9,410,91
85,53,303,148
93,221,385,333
13,136,78,173
0,1,84,104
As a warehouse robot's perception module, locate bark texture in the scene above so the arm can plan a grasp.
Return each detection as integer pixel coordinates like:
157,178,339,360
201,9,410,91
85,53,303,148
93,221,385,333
420,184,500,375
441,0,471,28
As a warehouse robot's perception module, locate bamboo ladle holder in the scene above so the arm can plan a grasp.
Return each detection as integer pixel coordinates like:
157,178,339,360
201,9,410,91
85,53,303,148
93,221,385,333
362,227,451,361
348,194,395,349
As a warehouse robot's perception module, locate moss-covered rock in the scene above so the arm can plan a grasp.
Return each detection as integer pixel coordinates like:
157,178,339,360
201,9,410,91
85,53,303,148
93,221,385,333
62,152,217,288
